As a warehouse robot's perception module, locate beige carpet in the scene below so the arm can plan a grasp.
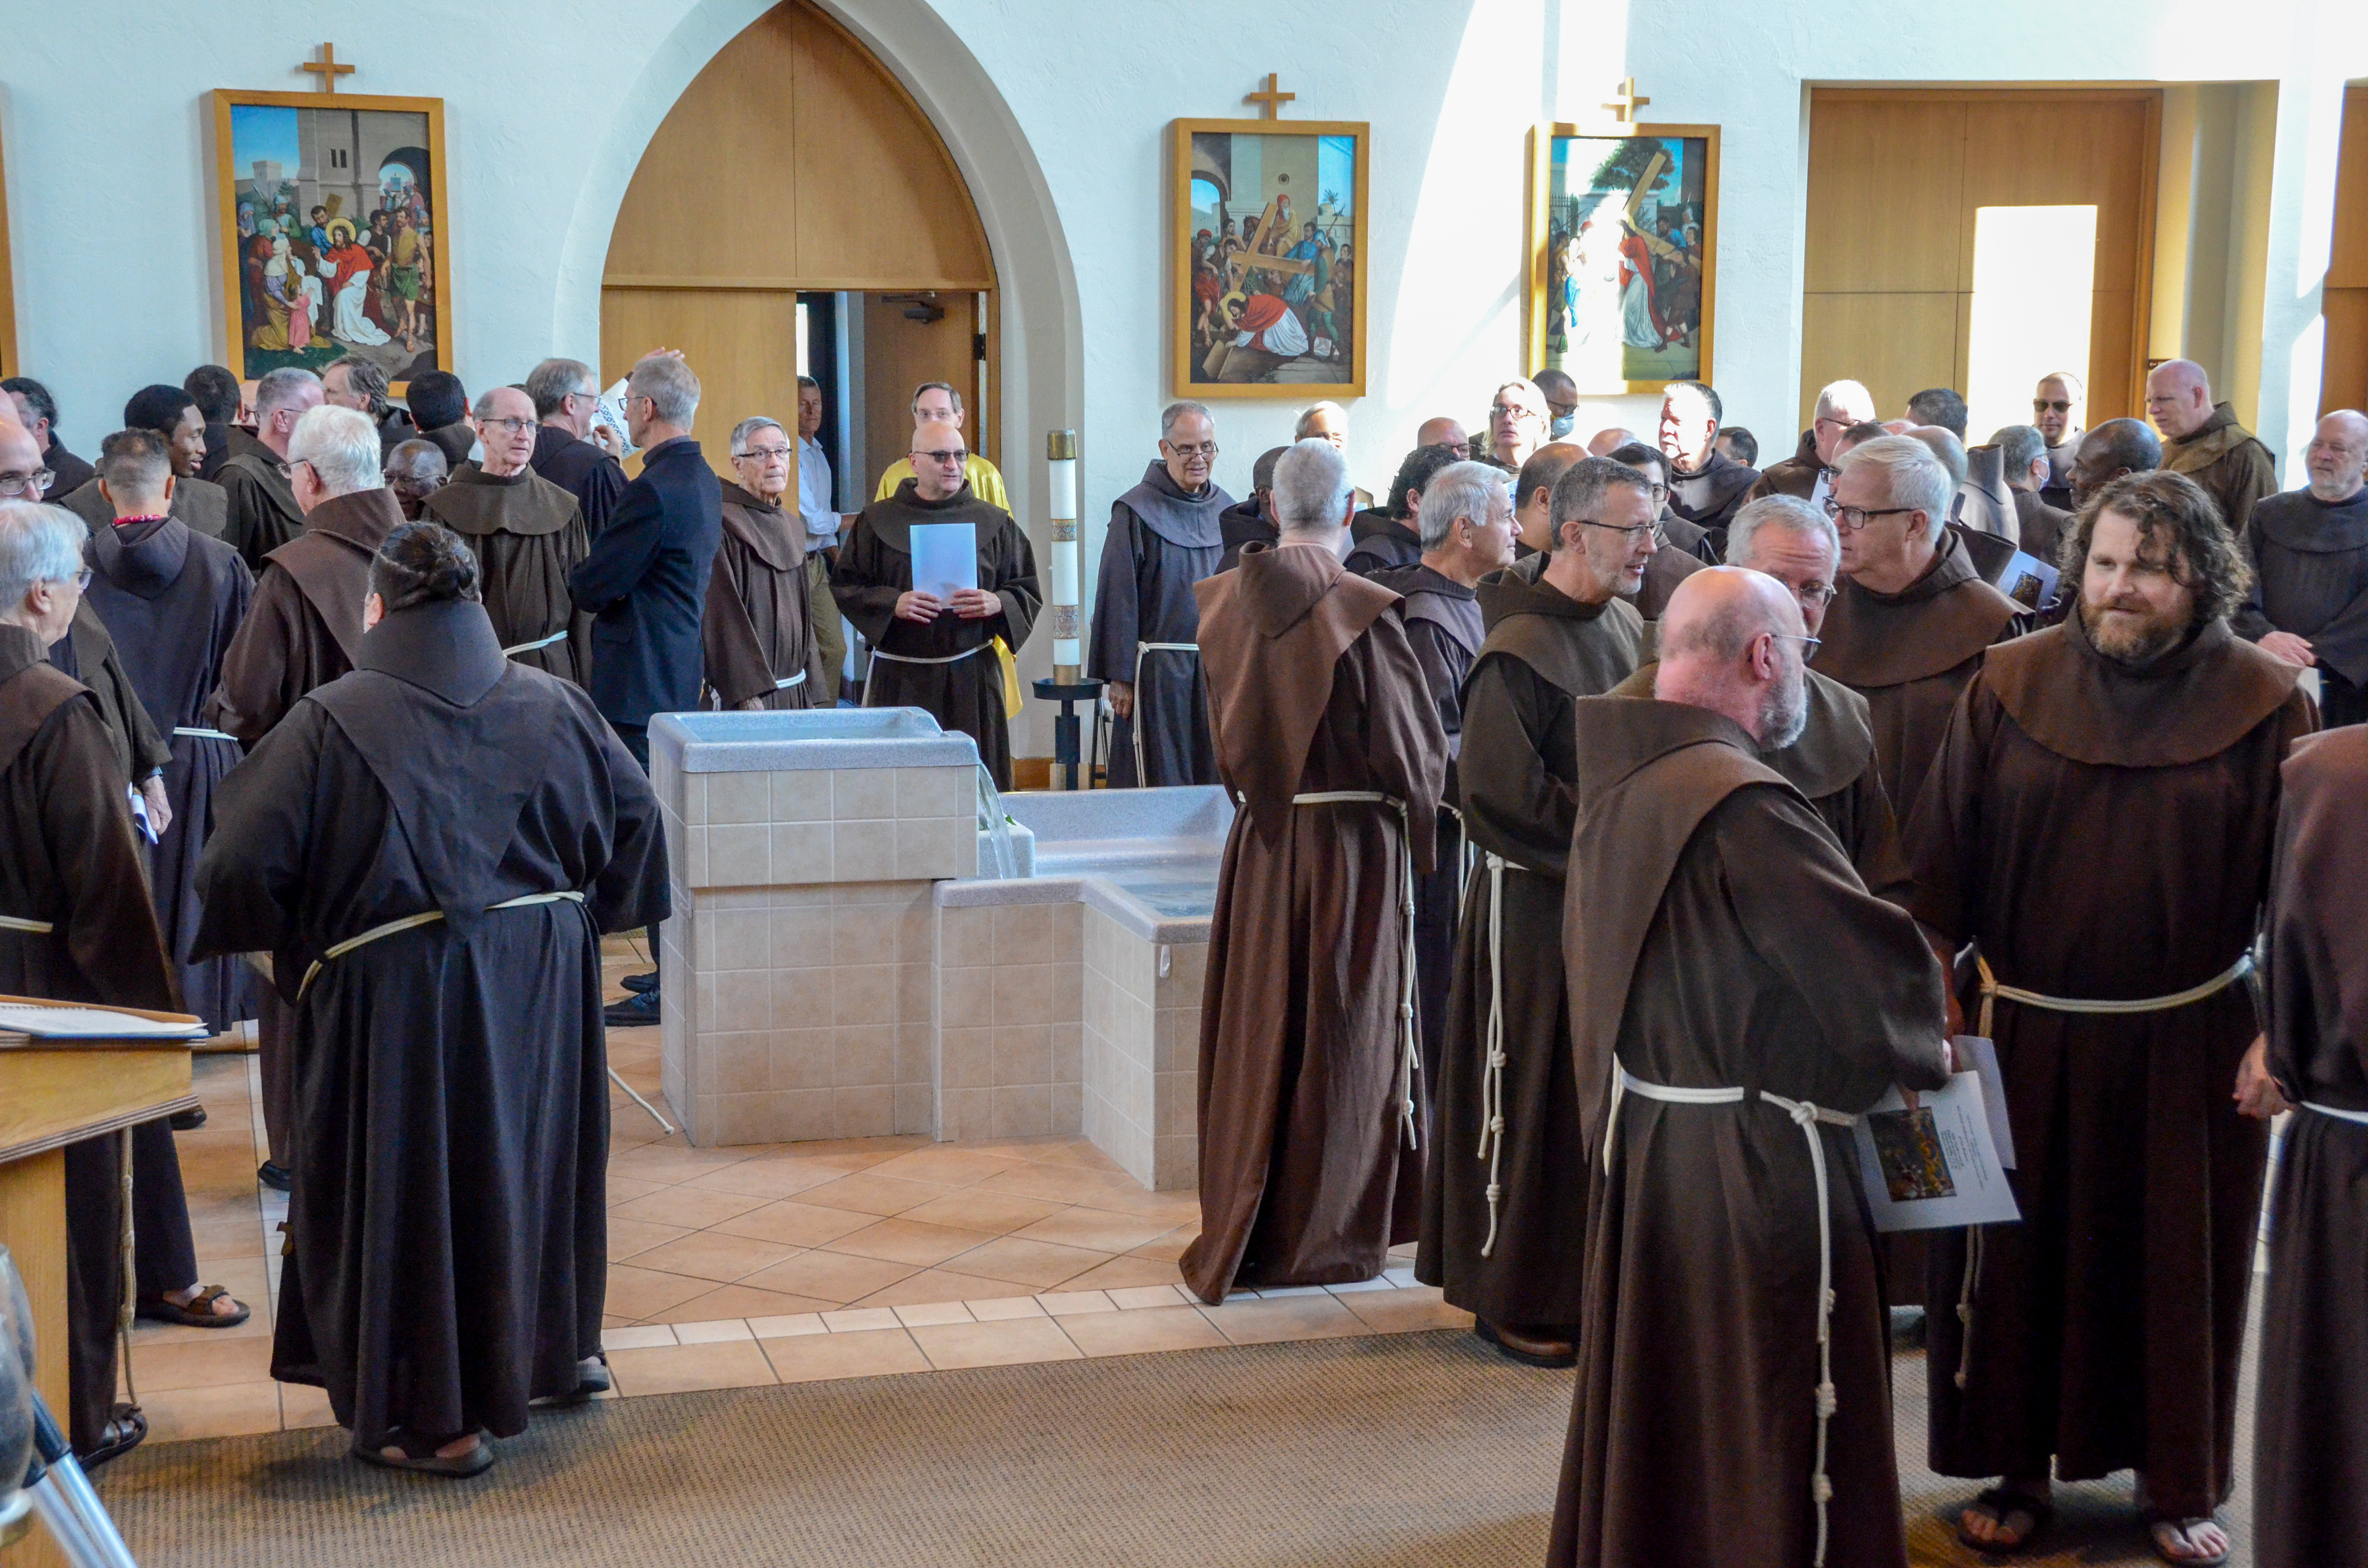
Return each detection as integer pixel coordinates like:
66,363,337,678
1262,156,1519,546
94,1332,2250,1567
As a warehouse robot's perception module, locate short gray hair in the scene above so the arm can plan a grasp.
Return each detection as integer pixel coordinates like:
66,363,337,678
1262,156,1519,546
1727,494,1839,572
1838,435,1952,545
1813,379,1874,422
1293,400,1347,440
254,366,321,418
1160,400,1212,440
1418,461,1508,551
730,417,786,457
629,355,701,427
287,404,382,497
910,381,962,414
1993,423,2047,479
325,356,389,415
525,357,595,419
0,501,86,608
1548,454,1656,529
1271,438,1351,534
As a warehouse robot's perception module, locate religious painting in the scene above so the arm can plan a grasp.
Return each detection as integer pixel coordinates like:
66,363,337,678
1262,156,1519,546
210,90,455,391
1525,123,1719,395
1172,119,1369,398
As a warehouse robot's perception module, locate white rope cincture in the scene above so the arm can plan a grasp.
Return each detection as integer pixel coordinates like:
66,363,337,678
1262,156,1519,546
773,670,808,689
1477,851,1520,1257
2304,1101,2368,1127
1292,790,1420,1150
296,891,586,999
1124,642,1199,781
171,726,237,741
0,915,56,934
862,641,991,706
501,628,570,657
1607,1064,1854,1568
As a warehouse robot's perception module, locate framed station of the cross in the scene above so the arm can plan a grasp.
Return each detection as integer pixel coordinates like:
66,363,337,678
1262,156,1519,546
1172,119,1369,398
1525,121,1720,395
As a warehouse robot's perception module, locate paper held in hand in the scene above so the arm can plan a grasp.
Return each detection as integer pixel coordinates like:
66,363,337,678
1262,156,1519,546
909,522,980,605
1853,1060,2021,1233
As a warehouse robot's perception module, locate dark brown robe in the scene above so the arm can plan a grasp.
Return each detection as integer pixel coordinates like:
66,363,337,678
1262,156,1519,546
1746,430,1822,502
218,447,307,571
2255,724,2368,1568
48,599,173,787
1810,531,2020,824
208,486,404,744
703,480,826,710
1910,608,2314,1519
1416,569,1642,1330
0,625,177,1452
832,480,1039,787
191,598,667,1454
2011,488,2073,571
2233,485,2368,727
1551,697,1949,1568
1179,543,1447,1303
2163,402,2278,532
1610,662,1909,906
421,462,592,684
1624,535,1707,632
57,474,229,540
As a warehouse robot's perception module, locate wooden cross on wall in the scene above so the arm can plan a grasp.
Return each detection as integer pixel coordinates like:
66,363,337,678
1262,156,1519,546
302,43,355,93
1245,74,1295,120
1603,77,1650,124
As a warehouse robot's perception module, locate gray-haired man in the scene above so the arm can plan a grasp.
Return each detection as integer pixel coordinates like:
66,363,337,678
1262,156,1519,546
420,384,592,684
525,356,628,535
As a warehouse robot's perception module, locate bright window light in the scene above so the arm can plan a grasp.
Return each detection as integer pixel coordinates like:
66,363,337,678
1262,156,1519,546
1966,205,2097,444
796,301,812,379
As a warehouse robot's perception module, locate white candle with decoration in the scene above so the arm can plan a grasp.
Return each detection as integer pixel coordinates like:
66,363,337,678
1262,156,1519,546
1047,429,1082,682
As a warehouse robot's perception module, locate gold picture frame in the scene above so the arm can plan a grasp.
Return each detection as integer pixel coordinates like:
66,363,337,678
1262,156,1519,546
0,116,18,379
210,89,455,392
1524,122,1719,395
1172,117,1369,399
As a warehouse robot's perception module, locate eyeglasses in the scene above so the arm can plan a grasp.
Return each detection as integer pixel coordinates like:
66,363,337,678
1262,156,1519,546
0,469,53,498
1789,583,1838,607
2033,399,2075,415
1575,518,1655,540
479,417,535,435
913,449,969,466
1769,632,1822,657
1489,402,1541,423
1813,415,1856,433
1820,497,1919,532
1165,441,1218,459
740,444,793,462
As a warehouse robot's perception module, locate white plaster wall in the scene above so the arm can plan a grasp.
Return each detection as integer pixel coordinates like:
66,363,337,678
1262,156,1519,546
5,1,2365,747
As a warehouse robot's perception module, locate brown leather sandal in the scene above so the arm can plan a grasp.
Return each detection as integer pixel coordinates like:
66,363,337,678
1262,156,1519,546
134,1284,250,1328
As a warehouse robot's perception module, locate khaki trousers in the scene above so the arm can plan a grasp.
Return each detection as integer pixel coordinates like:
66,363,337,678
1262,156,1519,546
808,552,846,703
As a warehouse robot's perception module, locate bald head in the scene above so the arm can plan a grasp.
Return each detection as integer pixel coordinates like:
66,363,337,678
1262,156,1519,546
2070,417,2162,512
1513,441,1587,554
1587,427,1639,458
1653,567,1811,748
0,413,42,488
2146,358,2215,441
1415,416,1469,455
1906,425,1967,487
2304,409,2368,503
384,439,449,519
909,417,969,501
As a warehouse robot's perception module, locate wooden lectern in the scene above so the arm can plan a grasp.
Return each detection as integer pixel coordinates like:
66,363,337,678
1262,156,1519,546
0,1000,201,1568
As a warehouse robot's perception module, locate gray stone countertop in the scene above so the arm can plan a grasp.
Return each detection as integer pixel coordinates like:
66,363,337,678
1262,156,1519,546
651,707,980,773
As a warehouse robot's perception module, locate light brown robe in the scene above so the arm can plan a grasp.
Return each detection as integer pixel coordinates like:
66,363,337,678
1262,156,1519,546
1551,697,1949,1568
702,480,826,710
421,463,592,684
1911,608,2314,1518
2255,724,2368,1568
1179,542,1446,1303
1810,531,2020,823
2163,402,2278,532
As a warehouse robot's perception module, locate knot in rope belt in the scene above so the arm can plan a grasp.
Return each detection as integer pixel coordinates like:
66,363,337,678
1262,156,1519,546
295,892,586,999
1292,791,1421,1151
501,628,570,657
1476,850,1536,1257
1604,1062,1855,1567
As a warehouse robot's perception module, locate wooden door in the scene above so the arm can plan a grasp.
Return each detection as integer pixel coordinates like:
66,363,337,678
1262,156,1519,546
1802,89,2158,430
599,288,804,483
2323,85,2368,416
862,293,985,495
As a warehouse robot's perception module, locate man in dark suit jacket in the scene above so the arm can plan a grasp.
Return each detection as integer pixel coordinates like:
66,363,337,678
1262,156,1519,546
568,351,719,1025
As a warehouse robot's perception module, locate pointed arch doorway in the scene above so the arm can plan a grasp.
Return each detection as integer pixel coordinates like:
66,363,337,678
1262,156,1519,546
600,0,999,499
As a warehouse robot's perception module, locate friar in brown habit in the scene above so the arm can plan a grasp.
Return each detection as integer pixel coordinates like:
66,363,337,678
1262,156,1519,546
0,499,180,1464
1609,495,1910,904
204,405,404,1185
2251,723,2368,1568
419,386,591,684
703,416,826,710
833,418,1039,786
217,369,321,571
1414,457,1647,1367
1809,435,2020,821
1179,438,1446,1304
1911,471,2315,1564
1550,567,1950,1568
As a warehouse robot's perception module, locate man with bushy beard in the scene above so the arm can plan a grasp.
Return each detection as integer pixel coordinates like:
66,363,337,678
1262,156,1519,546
1909,470,2315,1564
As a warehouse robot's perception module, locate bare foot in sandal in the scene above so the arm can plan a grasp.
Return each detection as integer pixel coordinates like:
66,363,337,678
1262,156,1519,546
2147,1516,2229,1566
1958,1478,2053,1552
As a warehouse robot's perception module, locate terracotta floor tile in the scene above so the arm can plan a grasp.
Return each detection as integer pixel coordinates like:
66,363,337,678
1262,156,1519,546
606,1143,757,1185
1197,1293,1369,1346
604,1175,668,1207
652,1284,840,1323
822,1217,996,1268
141,1380,283,1444
1063,1183,1203,1225
1057,1304,1231,1358
737,1250,916,1305
907,1316,1083,1371
607,1185,770,1230
862,1146,1027,1188
280,1382,340,1430
603,1263,720,1322
1339,1285,1474,1335
1126,1225,1201,1263
1011,1207,1176,1254
1019,1140,1128,1175
845,1269,1021,1310
123,1334,274,1392
681,1159,847,1201
975,1163,1138,1206
1061,1254,1188,1293
607,1340,779,1396
938,1235,1109,1290
794,1171,954,1217
894,1187,1066,1235
604,1217,694,1261
709,1199,878,1249
761,1326,929,1384
627,1231,804,1284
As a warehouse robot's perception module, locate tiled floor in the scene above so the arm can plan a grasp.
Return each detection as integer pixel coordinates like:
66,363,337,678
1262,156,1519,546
129,939,1458,1443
